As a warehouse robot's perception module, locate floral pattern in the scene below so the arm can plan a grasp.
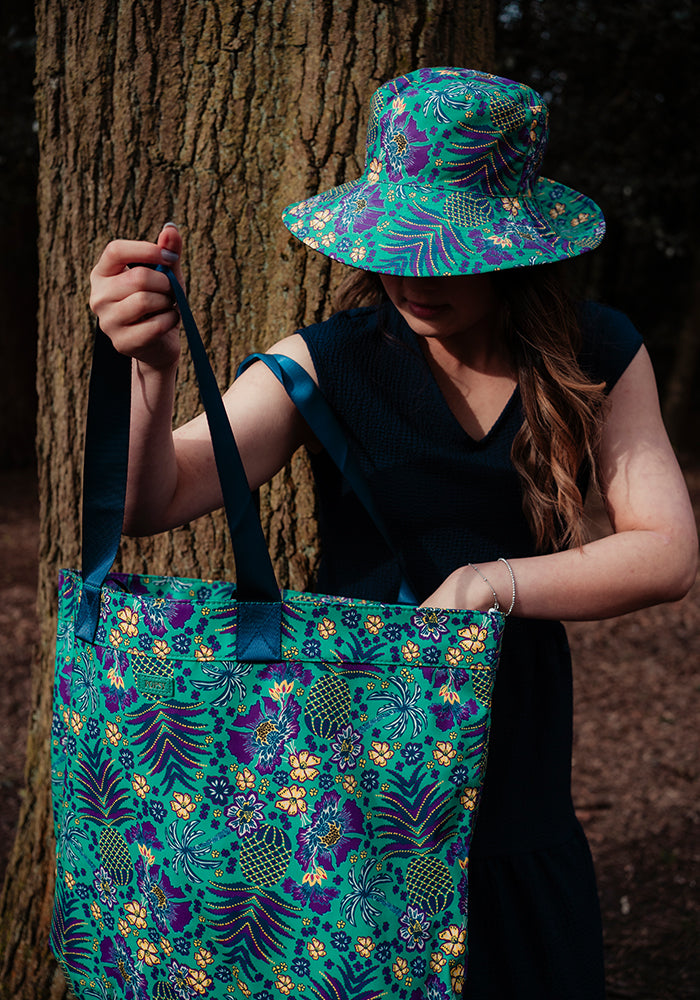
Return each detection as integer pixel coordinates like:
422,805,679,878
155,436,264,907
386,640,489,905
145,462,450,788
282,67,605,277
52,568,501,998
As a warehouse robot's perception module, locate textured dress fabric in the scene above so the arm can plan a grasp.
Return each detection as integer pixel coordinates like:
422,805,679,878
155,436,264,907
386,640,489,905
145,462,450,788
298,299,643,999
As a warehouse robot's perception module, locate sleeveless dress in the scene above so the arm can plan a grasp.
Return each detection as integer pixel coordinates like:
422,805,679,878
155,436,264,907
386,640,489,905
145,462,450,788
297,299,642,999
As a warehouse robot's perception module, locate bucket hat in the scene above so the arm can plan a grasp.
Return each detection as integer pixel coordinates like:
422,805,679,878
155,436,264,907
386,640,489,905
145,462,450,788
282,67,605,276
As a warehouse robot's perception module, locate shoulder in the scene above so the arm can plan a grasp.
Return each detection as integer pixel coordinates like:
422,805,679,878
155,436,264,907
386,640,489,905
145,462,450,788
576,301,644,392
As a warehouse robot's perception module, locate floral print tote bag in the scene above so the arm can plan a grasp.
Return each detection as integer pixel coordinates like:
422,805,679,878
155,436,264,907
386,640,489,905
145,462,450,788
51,268,503,1000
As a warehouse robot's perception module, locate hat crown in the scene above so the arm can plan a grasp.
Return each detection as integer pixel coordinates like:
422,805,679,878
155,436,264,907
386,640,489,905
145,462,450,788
364,67,549,199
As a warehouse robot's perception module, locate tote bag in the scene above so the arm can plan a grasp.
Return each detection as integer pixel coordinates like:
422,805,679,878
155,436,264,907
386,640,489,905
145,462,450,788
50,267,503,1000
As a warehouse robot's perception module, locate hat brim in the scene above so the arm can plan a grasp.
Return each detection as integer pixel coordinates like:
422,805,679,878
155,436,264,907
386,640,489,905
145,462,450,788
282,175,605,276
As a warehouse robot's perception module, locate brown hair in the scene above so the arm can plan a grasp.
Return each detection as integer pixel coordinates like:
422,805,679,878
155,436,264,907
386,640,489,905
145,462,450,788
334,264,606,551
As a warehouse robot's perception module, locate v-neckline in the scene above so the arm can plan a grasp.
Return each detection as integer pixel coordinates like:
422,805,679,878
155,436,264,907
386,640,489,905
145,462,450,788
387,306,520,446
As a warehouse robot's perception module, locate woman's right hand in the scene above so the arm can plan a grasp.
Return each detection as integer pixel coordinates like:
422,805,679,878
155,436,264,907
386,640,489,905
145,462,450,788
89,223,185,370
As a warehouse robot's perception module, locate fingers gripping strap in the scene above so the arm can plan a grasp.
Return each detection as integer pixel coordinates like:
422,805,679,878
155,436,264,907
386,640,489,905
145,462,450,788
238,352,417,606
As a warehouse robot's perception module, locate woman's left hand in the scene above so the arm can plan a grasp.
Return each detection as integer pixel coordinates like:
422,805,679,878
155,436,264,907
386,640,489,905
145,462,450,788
420,562,512,612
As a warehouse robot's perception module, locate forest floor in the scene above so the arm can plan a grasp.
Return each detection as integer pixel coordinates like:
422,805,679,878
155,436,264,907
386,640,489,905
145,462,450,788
0,466,698,999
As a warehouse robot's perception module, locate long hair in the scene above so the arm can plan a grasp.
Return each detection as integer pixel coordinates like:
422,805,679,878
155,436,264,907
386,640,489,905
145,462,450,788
333,264,606,551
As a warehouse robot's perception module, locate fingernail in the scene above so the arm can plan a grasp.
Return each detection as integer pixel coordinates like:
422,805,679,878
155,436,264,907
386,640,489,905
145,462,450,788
161,248,179,264
162,221,178,231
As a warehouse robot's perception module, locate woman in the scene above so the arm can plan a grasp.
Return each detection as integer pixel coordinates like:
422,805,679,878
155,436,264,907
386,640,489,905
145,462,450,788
90,68,696,997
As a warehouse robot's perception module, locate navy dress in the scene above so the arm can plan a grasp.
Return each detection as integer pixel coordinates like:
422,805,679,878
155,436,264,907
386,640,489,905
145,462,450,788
298,300,642,999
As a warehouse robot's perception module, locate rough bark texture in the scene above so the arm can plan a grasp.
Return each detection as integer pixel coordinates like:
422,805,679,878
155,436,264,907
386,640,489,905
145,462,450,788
0,2,494,995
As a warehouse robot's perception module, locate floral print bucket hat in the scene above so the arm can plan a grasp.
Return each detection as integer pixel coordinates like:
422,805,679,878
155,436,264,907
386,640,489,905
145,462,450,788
282,67,605,276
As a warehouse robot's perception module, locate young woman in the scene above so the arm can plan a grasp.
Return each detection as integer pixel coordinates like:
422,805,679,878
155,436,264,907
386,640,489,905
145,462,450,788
89,68,696,998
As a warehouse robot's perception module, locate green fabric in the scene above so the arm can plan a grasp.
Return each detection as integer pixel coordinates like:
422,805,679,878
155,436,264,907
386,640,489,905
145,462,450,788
51,569,502,999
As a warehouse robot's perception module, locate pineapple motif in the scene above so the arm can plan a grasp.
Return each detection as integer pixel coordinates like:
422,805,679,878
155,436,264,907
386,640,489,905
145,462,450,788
406,855,454,917
304,671,351,740
471,666,494,708
99,827,133,886
239,824,292,887
153,983,177,1000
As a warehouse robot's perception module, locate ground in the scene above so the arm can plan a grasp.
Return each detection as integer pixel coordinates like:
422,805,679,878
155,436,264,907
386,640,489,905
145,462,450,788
0,467,698,998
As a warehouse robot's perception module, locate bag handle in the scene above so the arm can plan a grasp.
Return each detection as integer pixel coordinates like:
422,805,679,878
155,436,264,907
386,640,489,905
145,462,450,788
76,265,416,649
238,353,417,606
76,265,279,642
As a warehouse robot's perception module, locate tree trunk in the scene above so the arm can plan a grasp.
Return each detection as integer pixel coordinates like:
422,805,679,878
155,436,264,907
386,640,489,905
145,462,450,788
0,1,494,995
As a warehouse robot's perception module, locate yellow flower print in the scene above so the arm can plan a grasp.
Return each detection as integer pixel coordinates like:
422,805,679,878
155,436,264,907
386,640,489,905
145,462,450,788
152,638,171,659
187,968,213,994
549,201,566,219
445,646,463,667
310,208,333,230
433,740,456,766
117,607,139,637
321,231,337,247
194,644,215,662
307,937,326,959
269,679,294,702
90,901,101,920
138,843,156,866
107,665,125,689
303,236,320,250
355,936,375,958
367,157,383,183
401,639,420,662
288,749,321,782
458,623,488,653
105,721,122,746
160,937,174,956
461,787,478,811
570,211,590,227
109,627,123,648
368,741,394,767
350,245,367,264
364,614,384,635
137,938,160,966
439,683,460,705
317,617,336,639
275,784,307,816
430,950,447,972
392,96,406,113
392,957,409,980
69,710,83,735
501,196,521,216
439,924,467,956
131,774,151,799
64,872,75,889
235,767,256,790
117,917,130,937
342,774,358,794
450,961,465,994
194,946,214,968
170,791,196,820
302,866,328,886
275,975,295,995
239,983,252,998
124,900,148,929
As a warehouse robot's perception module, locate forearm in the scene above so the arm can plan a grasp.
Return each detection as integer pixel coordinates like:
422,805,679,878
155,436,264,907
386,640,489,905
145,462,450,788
445,529,697,621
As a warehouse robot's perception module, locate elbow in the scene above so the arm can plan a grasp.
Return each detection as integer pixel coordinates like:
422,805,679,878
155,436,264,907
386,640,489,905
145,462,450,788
662,533,698,603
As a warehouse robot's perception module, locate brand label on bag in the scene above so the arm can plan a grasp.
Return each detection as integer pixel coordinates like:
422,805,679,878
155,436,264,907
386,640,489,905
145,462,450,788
136,674,174,698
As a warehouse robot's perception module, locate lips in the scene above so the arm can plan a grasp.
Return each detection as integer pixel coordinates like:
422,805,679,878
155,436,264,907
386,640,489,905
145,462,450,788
405,300,447,321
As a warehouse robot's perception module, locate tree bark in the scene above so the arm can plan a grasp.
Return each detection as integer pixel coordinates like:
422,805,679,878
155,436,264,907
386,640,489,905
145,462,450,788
0,1,494,995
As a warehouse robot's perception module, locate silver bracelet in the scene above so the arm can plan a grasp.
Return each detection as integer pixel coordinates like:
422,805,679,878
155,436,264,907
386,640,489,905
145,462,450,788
497,557,516,616
467,563,500,614
468,559,516,617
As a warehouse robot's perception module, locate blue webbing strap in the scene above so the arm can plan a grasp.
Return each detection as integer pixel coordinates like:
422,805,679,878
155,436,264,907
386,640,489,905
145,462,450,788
238,353,418,606
76,265,279,647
